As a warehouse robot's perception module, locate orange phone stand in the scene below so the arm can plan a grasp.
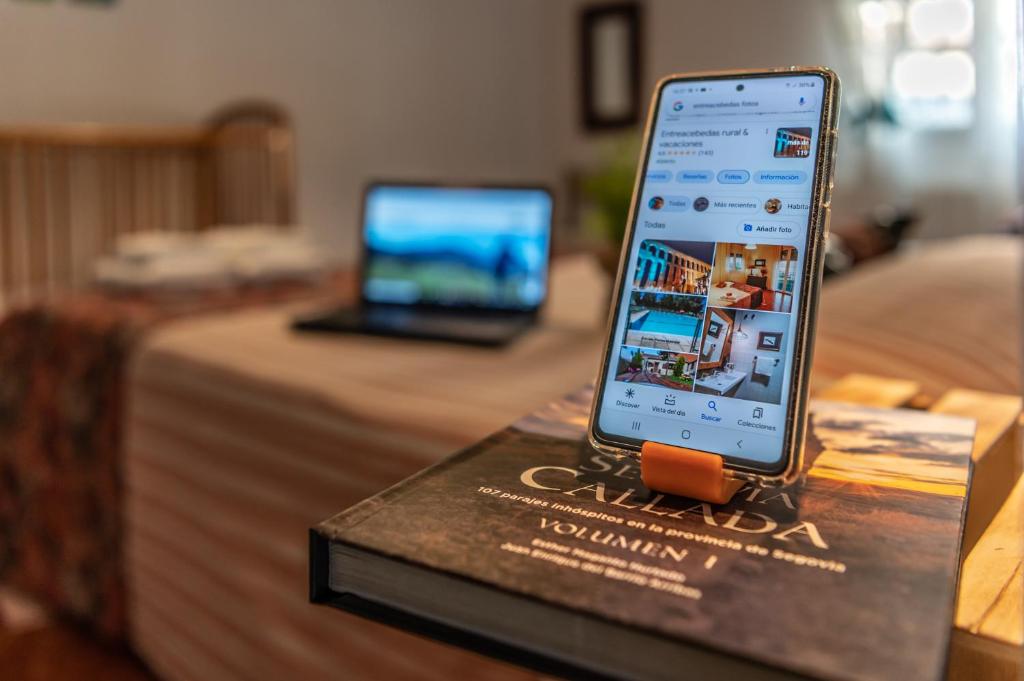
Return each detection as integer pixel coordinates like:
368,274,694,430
640,441,744,504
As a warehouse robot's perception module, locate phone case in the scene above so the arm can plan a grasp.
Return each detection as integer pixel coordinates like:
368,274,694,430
587,66,841,487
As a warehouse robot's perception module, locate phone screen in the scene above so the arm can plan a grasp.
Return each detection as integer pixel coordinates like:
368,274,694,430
593,72,830,475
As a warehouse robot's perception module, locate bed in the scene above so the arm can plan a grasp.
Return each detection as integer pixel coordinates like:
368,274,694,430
121,238,1020,681
708,281,762,309
5,235,1020,681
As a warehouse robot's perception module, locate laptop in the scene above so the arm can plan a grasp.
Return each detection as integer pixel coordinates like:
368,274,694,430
293,182,554,346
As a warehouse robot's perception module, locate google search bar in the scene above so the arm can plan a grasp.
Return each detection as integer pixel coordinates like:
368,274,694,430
663,93,816,118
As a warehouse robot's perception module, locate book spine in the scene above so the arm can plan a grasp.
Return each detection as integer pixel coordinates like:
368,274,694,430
308,528,332,603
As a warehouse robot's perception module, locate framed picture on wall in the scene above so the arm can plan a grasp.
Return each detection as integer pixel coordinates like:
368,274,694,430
754,258,767,267
707,319,722,338
757,331,783,351
579,2,642,130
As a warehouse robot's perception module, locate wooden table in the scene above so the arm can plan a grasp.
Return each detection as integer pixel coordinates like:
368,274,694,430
812,235,1021,398
123,237,1021,681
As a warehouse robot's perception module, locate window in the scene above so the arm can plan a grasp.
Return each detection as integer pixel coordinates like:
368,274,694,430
775,250,797,292
857,0,976,129
726,252,744,273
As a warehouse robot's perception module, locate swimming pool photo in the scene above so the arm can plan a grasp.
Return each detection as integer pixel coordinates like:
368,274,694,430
629,309,700,336
623,292,705,353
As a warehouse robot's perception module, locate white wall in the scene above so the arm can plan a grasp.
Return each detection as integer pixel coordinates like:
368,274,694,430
0,0,558,255
0,0,1016,257
547,0,1018,239
545,0,864,229
547,0,859,165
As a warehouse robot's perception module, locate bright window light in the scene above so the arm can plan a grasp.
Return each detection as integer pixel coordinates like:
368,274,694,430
859,0,904,28
857,0,978,129
858,1,905,97
859,0,889,30
906,0,973,47
891,49,975,127
892,49,976,98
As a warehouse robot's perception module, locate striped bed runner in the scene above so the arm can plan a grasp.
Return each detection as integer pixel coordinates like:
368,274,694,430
124,256,609,681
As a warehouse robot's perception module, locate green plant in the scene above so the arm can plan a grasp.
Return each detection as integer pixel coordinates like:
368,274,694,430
580,134,641,254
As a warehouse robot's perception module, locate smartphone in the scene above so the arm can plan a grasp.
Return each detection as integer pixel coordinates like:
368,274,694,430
588,67,840,485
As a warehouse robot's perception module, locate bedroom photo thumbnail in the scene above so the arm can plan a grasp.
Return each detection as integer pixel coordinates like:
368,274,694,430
709,243,798,313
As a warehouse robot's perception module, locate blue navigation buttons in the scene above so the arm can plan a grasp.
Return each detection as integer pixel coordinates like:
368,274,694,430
646,170,672,182
754,170,808,184
717,169,750,184
675,170,713,183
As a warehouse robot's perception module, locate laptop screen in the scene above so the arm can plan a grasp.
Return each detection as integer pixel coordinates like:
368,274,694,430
362,185,553,311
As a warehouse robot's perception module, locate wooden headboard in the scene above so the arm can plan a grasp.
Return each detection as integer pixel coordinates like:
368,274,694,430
0,101,296,305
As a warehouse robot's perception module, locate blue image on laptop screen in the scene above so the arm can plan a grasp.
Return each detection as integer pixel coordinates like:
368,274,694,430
363,185,553,310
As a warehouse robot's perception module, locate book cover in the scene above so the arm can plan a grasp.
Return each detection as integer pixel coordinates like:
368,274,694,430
312,387,974,681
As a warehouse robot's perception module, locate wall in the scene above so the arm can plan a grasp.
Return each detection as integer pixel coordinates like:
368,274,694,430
0,0,558,255
843,0,1020,239
727,310,789,372
547,0,1018,240
545,1,861,213
713,244,784,285
0,0,1015,260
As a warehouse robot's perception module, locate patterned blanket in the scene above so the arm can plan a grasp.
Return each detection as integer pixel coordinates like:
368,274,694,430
0,277,347,639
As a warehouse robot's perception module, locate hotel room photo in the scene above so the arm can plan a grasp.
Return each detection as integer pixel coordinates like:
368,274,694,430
693,307,791,404
0,1,1020,681
708,243,798,313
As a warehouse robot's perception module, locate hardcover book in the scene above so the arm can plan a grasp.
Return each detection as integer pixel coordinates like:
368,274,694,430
310,387,975,681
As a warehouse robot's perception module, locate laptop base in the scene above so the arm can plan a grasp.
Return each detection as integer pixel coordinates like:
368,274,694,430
292,306,534,347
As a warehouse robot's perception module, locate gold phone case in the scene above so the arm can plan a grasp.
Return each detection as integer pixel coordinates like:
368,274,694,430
587,66,841,487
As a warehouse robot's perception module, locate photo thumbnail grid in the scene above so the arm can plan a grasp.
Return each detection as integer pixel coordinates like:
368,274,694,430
616,238,798,404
